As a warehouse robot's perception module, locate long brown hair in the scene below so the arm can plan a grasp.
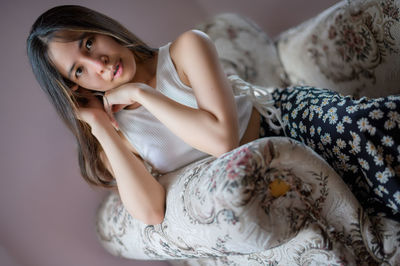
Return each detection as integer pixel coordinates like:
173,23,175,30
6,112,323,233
27,5,157,188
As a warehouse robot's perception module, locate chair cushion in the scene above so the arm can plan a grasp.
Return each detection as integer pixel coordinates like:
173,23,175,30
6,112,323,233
276,0,400,98
195,13,289,88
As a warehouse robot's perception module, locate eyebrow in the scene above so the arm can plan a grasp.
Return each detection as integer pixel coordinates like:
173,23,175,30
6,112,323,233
68,38,84,79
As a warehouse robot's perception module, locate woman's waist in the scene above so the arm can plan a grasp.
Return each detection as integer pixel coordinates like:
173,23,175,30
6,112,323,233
240,107,261,146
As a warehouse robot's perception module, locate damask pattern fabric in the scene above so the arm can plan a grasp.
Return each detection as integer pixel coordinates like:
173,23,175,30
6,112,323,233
97,137,400,265
195,13,289,88
259,86,400,221
276,0,400,98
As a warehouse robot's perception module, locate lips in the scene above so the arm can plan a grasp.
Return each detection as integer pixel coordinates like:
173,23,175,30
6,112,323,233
113,60,122,80
113,63,119,76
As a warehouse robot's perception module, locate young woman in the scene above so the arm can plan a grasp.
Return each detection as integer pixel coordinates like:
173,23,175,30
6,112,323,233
27,5,400,224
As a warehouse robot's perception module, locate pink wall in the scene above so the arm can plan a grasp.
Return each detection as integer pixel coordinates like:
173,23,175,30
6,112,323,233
0,0,339,265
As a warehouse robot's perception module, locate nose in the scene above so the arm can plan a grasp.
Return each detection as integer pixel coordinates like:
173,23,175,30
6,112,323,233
85,55,109,74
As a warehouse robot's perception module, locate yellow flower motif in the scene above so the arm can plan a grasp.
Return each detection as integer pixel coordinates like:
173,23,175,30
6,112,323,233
269,179,290,198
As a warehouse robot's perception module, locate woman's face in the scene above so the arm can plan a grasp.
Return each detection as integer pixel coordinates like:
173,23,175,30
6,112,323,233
48,32,136,92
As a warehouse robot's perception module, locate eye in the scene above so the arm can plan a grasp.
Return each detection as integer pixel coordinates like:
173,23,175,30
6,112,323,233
75,67,83,78
85,38,93,50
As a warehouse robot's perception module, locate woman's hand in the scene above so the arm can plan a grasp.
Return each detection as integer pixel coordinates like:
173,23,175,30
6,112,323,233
103,82,154,123
73,86,119,130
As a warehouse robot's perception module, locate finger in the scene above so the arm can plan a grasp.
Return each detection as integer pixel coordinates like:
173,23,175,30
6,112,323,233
103,91,127,114
101,95,119,130
102,94,113,117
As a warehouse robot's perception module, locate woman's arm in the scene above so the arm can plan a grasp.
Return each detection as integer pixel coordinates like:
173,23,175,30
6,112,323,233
106,30,240,157
90,114,166,225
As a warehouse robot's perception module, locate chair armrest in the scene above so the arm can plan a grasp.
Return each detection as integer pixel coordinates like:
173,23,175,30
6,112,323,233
96,137,370,262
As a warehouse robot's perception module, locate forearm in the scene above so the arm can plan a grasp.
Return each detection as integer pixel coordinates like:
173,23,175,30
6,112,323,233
91,119,165,224
135,87,239,156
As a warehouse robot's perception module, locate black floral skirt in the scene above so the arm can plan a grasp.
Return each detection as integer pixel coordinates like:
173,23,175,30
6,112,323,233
259,86,400,221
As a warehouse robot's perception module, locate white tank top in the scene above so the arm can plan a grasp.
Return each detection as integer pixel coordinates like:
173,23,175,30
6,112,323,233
115,42,253,173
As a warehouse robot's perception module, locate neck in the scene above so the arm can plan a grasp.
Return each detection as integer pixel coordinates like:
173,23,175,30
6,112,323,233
123,52,158,110
132,52,158,87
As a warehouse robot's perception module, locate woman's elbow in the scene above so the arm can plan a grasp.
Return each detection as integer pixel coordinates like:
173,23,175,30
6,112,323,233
143,210,165,225
214,137,239,157
128,207,165,225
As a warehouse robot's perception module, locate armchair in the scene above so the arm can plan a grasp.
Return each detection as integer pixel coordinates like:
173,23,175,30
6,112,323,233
96,0,400,265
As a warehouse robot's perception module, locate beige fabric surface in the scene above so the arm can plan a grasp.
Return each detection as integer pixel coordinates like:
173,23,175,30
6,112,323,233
276,0,400,98
97,137,400,265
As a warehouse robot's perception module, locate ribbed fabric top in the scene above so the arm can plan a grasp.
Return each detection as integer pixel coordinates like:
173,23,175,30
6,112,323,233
115,42,253,173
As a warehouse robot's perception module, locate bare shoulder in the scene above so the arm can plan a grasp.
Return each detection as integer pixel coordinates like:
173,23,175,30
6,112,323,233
170,29,212,50
169,30,217,68
169,30,223,89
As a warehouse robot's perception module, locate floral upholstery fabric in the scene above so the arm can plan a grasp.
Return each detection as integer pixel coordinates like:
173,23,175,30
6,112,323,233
96,137,400,265
96,2,400,265
195,13,289,88
276,0,400,98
